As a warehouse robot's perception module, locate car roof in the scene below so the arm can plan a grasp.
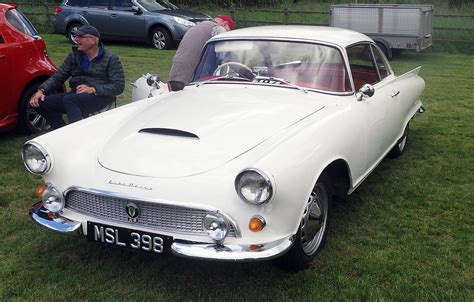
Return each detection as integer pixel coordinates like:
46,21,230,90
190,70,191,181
0,3,15,10
210,25,373,48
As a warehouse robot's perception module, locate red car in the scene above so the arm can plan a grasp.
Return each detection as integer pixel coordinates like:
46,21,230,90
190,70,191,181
0,3,58,134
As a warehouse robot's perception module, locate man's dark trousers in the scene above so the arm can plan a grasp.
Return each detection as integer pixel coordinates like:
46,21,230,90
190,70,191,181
36,92,113,129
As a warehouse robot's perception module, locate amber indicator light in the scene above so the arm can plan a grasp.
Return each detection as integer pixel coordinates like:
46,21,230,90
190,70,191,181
249,216,266,232
36,184,47,197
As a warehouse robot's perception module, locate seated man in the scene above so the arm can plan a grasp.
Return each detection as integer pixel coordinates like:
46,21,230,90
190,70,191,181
30,25,125,129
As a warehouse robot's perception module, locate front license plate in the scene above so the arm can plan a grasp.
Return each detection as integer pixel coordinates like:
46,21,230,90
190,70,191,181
87,222,172,254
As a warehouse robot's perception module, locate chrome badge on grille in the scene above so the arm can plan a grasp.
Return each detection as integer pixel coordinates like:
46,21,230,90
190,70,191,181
126,203,140,222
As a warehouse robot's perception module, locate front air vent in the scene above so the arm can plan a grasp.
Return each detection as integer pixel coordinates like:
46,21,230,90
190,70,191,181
139,128,199,139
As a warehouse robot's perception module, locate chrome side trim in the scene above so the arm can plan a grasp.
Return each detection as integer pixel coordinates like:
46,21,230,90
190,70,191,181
171,235,294,261
29,201,81,234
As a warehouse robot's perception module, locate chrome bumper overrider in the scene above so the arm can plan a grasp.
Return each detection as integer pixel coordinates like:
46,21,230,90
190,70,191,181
29,201,81,233
29,201,294,261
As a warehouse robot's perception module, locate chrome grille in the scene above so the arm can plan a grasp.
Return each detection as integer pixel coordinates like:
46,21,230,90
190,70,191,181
66,190,236,237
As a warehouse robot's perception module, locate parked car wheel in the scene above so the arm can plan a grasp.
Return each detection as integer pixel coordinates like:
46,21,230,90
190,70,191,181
150,27,172,50
388,123,409,158
67,22,82,44
277,176,332,272
17,83,51,134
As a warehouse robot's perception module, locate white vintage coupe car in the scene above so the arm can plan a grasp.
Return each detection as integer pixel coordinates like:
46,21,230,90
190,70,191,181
24,26,425,271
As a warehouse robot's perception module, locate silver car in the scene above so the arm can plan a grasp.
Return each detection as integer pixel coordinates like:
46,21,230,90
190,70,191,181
53,0,211,49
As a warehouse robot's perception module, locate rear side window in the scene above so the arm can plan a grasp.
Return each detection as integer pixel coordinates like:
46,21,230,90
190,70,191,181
5,9,38,37
113,0,134,11
66,0,82,6
85,0,108,8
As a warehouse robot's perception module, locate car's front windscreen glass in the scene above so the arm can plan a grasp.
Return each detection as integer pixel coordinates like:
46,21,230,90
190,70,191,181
5,9,38,37
137,0,176,11
193,40,351,93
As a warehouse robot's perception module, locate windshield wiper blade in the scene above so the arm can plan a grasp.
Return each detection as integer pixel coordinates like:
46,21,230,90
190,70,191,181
254,76,308,94
196,75,253,86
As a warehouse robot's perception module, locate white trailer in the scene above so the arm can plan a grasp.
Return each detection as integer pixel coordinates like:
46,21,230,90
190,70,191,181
330,4,433,58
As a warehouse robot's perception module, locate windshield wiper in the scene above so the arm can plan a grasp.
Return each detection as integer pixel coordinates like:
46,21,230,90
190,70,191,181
196,75,253,86
254,76,308,94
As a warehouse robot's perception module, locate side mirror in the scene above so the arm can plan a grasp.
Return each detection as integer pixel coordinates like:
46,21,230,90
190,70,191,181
131,6,142,14
357,84,375,101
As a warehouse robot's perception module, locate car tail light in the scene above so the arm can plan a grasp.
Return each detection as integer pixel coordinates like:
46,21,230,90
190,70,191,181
55,7,62,13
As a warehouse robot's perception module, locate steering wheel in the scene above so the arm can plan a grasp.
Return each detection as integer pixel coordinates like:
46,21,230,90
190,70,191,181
213,62,256,81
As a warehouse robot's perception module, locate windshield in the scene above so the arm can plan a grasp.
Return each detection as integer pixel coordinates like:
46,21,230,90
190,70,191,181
193,40,351,93
137,0,177,11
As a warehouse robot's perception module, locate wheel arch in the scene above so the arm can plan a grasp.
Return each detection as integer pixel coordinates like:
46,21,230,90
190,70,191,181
65,16,88,36
148,23,174,40
16,75,50,112
283,157,352,236
319,159,352,200
373,38,392,59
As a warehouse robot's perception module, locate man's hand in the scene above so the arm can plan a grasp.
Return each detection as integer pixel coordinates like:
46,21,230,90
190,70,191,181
30,90,45,107
76,85,96,94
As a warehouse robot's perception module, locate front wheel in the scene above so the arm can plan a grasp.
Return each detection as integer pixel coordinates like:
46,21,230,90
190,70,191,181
150,27,173,50
277,178,332,272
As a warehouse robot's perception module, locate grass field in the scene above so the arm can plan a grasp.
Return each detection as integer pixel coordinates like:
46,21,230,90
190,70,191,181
0,34,473,300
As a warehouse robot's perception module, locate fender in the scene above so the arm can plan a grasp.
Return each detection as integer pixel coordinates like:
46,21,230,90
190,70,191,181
146,21,175,40
64,13,89,34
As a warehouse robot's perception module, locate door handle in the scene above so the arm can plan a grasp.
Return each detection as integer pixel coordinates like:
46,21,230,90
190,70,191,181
391,91,400,98
111,13,118,18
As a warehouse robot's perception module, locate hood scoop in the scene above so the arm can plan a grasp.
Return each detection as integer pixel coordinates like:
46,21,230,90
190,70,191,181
139,128,199,139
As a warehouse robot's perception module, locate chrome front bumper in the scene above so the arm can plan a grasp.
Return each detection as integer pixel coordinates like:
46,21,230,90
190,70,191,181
171,237,293,261
29,201,294,261
29,201,82,233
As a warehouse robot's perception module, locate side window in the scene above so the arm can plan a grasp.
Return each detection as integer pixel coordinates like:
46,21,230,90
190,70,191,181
0,35,4,43
113,0,134,11
347,44,380,91
371,45,390,80
85,0,108,9
5,9,36,37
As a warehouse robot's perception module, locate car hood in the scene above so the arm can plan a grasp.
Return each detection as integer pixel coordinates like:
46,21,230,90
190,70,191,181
151,9,210,22
98,85,324,178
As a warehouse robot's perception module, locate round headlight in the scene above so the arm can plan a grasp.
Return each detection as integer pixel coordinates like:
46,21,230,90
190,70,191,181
22,142,51,175
203,212,229,242
42,185,65,213
235,169,273,205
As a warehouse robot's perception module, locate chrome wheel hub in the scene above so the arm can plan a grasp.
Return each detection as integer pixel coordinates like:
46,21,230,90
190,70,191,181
27,105,50,132
153,32,165,49
398,135,407,150
301,184,328,256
